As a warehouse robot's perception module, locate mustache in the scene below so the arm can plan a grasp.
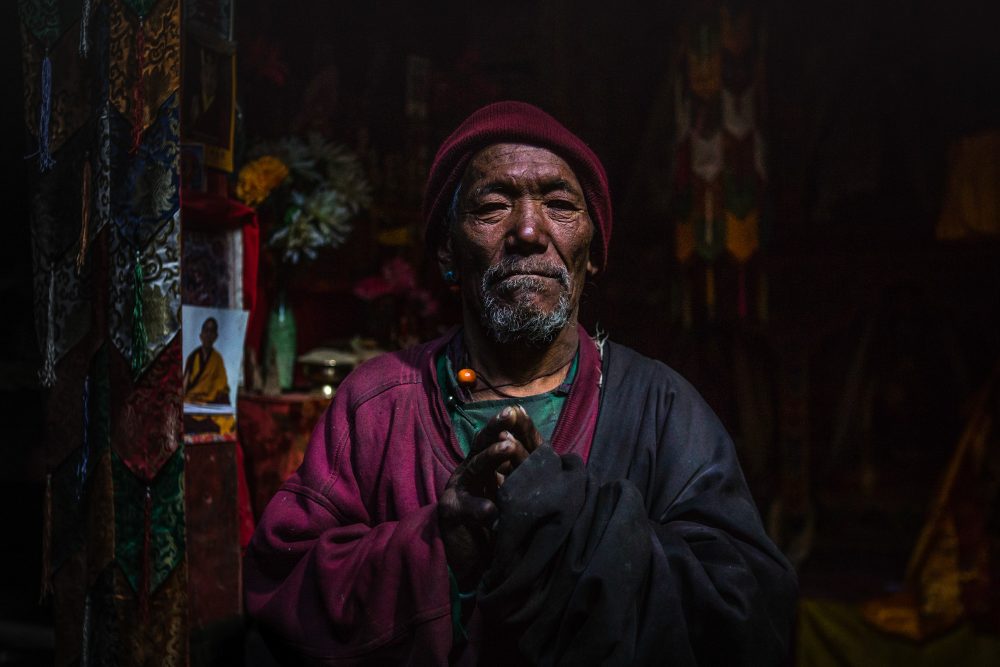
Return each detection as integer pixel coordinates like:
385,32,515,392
482,258,571,290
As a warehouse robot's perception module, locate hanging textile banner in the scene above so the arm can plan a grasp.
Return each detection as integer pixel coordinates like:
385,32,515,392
108,95,180,369
46,346,111,580
111,335,182,481
694,177,726,262
113,562,188,665
687,25,721,100
108,210,180,373
692,131,723,182
31,248,93,382
722,85,755,139
670,0,766,324
725,209,760,264
109,0,181,141
112,445,185,595
20,14,95,159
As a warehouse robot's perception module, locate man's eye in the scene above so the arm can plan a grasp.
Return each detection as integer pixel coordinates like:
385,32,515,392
472,202,508,214
546,200,578,211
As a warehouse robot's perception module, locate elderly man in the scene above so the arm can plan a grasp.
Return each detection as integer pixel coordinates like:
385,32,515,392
244,102,797,665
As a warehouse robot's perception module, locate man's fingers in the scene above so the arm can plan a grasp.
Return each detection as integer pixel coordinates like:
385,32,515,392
497,431,531,466
439,486,497,526
472,405,543,454
463,438,519,478
457,492,497,524
471,409,514,454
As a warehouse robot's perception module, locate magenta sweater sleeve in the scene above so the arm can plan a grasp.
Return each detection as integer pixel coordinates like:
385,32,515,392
243,359,456,664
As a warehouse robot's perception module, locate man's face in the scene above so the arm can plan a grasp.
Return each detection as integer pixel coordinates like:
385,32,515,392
444,144,595,344
200,320,218,349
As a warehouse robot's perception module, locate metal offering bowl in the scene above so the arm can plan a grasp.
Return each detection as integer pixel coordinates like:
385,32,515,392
297,348,359,394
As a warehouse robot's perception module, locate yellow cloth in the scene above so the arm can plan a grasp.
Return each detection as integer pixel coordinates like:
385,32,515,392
184,348,235,436
185,348,230,403
798,598,1000,666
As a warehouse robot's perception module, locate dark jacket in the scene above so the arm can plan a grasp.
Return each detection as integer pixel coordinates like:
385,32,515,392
244,328,797,665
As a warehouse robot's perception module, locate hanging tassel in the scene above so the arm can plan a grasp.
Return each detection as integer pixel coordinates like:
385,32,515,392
38,54,56,172
81,591,92,667
705,264,716,320
130,19,146,154
139,486,152,622
737,264,748,319
131,252,149,377
77,157,92,273
97,102,111,228
39,267,57,387
40,473,53,601
79,0,92,58
76,375,91,502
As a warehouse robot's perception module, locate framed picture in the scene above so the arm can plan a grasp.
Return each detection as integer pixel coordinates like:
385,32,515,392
182,305,249,442
182,28,236,172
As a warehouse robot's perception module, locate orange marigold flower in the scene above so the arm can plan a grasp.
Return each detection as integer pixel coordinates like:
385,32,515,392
236,155,289,206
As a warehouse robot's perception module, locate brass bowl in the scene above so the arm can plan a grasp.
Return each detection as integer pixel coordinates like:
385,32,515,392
297,348,358,395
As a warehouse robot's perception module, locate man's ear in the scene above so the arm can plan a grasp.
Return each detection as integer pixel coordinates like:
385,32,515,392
586,257,599,276
436,234,454,274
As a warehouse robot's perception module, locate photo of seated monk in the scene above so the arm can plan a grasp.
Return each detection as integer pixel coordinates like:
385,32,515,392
183,316,236,436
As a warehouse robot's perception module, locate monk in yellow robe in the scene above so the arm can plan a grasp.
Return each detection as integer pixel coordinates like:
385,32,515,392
184,317,236,436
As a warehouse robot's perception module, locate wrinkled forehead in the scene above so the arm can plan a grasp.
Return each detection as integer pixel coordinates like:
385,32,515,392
459,143,583,194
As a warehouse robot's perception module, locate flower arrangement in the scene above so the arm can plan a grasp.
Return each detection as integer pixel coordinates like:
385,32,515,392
237,134,372,265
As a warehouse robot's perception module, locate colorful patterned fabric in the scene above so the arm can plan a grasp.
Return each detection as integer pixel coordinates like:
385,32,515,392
20,13,95,156
114,561,188,666
42,333,102,468
237,393,331,519
111,335,182,481
112,445,185,595
18,0,63,47
109,0,180,136
121,0,162,17
107,94,180,370
22,0,187,661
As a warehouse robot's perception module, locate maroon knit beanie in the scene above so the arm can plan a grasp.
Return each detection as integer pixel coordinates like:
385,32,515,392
423,101,612,270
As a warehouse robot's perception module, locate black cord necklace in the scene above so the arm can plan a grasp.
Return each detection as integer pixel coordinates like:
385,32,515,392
457,355,574,400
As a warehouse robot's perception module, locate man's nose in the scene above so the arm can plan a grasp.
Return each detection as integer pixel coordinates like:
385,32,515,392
506,199,547,254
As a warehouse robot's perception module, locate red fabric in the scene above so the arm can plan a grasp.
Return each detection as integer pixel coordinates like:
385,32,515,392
423,101,613,270
243,326,603,662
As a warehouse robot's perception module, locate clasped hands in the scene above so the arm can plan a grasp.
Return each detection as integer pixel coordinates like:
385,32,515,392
438,404,543,590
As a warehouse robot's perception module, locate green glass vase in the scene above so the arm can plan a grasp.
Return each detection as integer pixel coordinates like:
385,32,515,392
266,291,297,390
